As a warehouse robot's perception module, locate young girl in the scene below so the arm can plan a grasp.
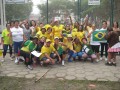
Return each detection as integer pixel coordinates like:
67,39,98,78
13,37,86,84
105,27,120,66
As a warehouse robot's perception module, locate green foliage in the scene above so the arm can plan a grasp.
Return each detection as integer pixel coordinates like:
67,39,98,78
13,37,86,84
5,3,33,21
38,0,75,23
38,0,120,22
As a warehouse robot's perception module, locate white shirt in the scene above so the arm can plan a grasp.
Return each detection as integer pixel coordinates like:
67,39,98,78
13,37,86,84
90,29,100,45
11,26,24,42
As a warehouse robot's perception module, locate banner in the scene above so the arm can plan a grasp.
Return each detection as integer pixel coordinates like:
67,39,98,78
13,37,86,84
92,30,107,42
88,0,100,5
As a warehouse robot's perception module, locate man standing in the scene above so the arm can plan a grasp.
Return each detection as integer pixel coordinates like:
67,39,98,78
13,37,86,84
1,23,13,62
10,20,24,64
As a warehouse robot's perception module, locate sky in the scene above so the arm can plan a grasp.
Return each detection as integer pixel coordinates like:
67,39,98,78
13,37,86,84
31,0,46,14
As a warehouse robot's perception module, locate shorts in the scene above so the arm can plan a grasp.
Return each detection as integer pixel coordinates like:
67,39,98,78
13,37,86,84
41,53,54,61
91,45,100,53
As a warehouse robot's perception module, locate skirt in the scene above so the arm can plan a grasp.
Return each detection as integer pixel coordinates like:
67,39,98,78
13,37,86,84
108,42,120,52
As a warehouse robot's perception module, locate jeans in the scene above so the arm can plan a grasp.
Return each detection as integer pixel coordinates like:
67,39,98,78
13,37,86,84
3,44,12,57
72,52,83,58
13,41,23,54
68,50,74,60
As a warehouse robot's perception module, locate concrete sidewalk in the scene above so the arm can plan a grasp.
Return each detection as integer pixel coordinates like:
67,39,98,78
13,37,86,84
0,54,120,82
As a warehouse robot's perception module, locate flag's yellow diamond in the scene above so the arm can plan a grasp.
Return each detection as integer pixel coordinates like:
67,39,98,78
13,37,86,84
95,32,105,40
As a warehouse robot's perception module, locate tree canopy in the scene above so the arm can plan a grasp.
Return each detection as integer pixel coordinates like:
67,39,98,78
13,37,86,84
5,2,33,21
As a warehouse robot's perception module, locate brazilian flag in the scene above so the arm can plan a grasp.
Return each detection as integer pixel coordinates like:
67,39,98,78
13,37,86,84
92,30,107,42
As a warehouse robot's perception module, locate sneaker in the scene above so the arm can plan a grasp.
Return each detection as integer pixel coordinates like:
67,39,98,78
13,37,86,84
27,65,33,70
15,58,19,64
105,62,112,66
105,58,108,61
1,57,5,62
112,62,116,66
96,59,100,62
11,55,15,58
9,57,13,61
100,57,103,61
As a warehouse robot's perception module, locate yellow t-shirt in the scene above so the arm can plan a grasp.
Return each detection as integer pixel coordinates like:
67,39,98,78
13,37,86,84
73,43,82,52
76,31,85,42
36,31,46,39
40,44,56,59
53,25,62,38
45,32,54,42
36,26,41,32
59,24,64,30
44,24,52,30
2,29,12,44
62,37,73,50
71,28,77,38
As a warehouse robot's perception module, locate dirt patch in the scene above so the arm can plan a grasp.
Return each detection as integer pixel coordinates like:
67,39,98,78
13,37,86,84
0,76,120,90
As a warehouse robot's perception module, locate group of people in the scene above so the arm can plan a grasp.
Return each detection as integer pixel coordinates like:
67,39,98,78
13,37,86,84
1,16,120,70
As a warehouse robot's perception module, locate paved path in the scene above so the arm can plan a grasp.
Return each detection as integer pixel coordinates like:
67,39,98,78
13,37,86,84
0,54,120,81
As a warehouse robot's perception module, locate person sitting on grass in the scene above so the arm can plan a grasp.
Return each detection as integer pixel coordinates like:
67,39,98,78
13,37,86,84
40,39,61,65
80,38,97,62
20,36,38,70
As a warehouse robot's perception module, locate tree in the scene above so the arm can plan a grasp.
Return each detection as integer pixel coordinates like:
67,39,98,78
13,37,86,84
38,0,75,23
5,2,33,21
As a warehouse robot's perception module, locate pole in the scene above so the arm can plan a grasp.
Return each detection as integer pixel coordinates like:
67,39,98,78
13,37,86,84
80,0,81,22
0,0,3,31
77,0,80,21
110,0,114,27
3,0,6,27
47,0,48,24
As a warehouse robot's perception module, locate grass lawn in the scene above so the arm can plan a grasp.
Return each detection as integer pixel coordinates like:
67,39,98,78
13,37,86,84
0,76,120,90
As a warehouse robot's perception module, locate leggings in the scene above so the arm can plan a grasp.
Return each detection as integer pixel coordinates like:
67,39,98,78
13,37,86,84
100,43,108,58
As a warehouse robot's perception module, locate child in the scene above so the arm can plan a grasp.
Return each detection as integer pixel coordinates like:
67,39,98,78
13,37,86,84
81,38,97,62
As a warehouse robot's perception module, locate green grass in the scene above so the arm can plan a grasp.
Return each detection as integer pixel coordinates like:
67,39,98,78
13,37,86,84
0,76,120,90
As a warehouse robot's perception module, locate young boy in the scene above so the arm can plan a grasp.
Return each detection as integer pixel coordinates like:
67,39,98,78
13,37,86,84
80,38,97,62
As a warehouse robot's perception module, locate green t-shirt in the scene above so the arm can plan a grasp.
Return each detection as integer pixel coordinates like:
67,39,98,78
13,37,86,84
2,29,11,44
22,40,37,52
82,44,94,55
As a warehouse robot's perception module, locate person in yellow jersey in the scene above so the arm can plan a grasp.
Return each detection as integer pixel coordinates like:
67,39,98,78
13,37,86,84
71,21,79,39
36,23,44,32
44,24,52,30
36,27,46,39
76,25,86,42
40,39,61,65
63,34,75,62
45,27,54,42
52,21,62,41
1,23,13,62
72,38,82,60
62,24,71,37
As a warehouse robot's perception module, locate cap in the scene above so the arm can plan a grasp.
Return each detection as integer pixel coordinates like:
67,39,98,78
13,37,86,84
46,39,51,43
32,36,38,39
41,27,46,31
67,34,72,38
54,37,59,39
